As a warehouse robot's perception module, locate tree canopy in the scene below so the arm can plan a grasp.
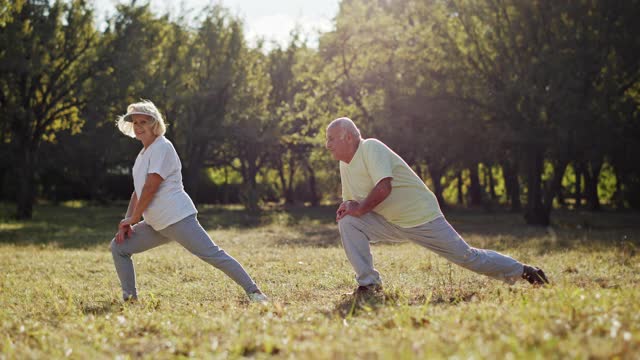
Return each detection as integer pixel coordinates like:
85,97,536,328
1,0,639,225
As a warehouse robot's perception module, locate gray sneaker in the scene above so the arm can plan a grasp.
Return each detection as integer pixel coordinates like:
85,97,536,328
248,291,269,303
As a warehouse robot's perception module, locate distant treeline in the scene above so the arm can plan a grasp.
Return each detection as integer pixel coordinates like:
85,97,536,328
1,0,639,225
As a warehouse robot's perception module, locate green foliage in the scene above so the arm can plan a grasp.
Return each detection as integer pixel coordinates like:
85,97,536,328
206,167,242,185
598,163,617,205
0,0,100,217
1,0,640,216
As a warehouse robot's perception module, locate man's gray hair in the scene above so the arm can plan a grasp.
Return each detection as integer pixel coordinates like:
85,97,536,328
328,117,361,140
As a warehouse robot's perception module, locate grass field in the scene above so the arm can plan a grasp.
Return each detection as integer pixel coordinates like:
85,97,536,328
1,203,639,359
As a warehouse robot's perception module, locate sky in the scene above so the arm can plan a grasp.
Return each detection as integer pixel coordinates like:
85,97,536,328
92,0,341,48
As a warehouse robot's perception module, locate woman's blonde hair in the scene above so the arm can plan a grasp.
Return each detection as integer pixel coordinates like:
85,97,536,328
116,100,167,138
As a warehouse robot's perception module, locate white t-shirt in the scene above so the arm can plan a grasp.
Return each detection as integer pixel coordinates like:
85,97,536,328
132,136,197,230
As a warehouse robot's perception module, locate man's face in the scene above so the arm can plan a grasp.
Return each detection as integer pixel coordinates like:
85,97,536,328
325,125,352,162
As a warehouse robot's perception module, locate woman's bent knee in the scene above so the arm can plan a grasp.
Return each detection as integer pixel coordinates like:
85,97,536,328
110,238,126,256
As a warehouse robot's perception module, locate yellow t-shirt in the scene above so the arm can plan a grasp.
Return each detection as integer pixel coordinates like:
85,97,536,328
340,138,443,228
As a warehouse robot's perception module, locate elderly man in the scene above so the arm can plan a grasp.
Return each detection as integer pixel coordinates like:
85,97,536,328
325,117,548,294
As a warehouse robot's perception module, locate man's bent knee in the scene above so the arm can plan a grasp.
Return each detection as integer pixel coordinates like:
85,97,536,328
338,215,358,227
337,215,357,235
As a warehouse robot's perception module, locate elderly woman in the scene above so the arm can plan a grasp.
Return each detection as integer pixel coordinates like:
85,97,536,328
110,100,267,303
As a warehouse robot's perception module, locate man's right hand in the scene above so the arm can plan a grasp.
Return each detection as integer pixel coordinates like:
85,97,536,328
336,200,361,222
336,203,346,222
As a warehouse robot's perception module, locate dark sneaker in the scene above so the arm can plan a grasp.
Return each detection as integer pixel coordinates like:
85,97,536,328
122,292,138,302
522,265,549,285
347,284,383,296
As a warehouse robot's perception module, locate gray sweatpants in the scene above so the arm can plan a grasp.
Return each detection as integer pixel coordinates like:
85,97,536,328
110,214,259,300
338,213,524,286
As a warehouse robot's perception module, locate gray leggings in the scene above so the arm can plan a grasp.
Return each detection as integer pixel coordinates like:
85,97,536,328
110,214,258,300
338,213,524,286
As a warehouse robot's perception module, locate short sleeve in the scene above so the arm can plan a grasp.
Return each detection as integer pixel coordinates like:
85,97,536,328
148,143,178,180
340,163,354,201
364,140,394,185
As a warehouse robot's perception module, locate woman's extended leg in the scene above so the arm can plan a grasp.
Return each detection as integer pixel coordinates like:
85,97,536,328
159,214,260,294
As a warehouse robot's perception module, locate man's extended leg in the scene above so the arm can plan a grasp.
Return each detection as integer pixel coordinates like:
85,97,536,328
110,222,171,300
403,217,524,283
338,213,406,286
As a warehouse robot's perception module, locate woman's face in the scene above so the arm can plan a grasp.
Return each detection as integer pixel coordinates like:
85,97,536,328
131,114,156,143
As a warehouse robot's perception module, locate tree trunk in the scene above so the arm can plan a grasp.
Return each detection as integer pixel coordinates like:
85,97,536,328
524,151,548,225
556,183,566,207
613,163,626,208
184,163,202,205
285,154,296,204
574,162,583,208
457,170,464,205
90,158,109,204
543,159,569,215
16,148,36,219
468,163,482,207
243,156,260,213
486,164,497,200
524,151,569,226
276,150,296,204
183,145,206,204
0,164,7,200
584,159,602,211
304,161,319,206
223,166,230,204
428,165,446,210
502,161,521,212
275,157,291,204
414,163,423,180
511,171,521,212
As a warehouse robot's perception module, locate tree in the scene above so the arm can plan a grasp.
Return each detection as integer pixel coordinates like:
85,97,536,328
223,45,274,212
168,7,247,203
437,0,640,224
55,3,177,203
0,0,98,218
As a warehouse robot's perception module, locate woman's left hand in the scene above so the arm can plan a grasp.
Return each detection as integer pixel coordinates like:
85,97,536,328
115,225,134,244
119,216,140,229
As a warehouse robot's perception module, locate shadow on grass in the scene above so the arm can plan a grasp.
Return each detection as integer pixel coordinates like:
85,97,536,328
447,208,640,235
197,204,336,230
0,203,123,248
78,297,161,315
331,291,434,328
80,300,121,315
329,286,496,318
272,226,341,248
0,203,337,248
1,203,639,250
331,290,399,318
